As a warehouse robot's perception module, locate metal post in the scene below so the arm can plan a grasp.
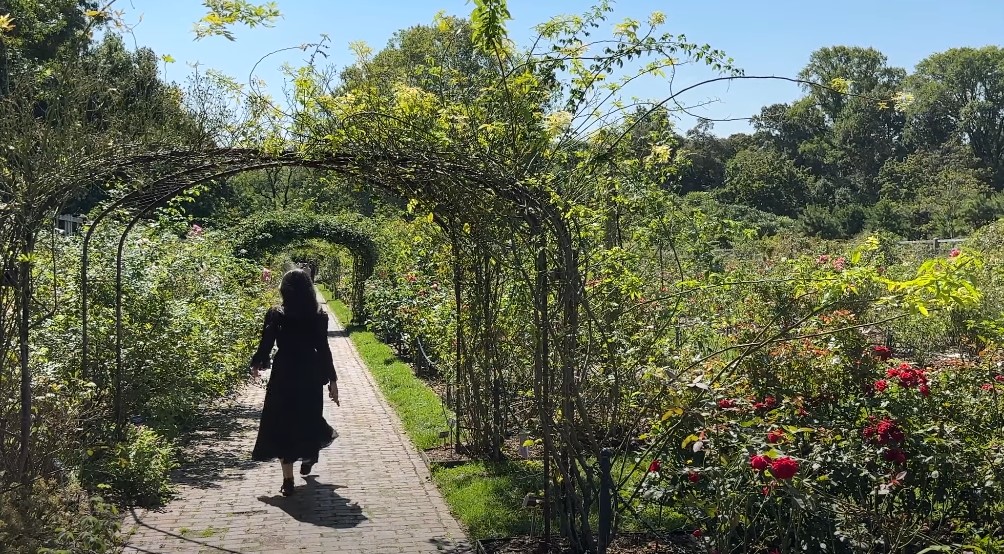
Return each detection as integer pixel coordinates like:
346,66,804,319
598,448,614,553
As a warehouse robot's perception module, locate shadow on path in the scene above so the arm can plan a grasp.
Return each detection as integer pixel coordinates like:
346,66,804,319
172,400,263,490
126,507,246,554
257,476,366,528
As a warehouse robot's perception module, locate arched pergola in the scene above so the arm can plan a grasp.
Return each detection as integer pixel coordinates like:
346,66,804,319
76,146,584,540
232,210,378,322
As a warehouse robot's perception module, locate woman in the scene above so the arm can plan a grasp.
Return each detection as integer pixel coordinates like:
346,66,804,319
250,268,340,496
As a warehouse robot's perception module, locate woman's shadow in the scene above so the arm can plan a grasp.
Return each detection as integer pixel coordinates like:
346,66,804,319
258,476,366,528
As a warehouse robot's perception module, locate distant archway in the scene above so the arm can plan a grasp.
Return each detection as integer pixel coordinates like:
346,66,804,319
232,210,377,322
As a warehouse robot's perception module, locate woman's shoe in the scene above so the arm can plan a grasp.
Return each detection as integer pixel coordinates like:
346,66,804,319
280,477,295,496
300,459,316,475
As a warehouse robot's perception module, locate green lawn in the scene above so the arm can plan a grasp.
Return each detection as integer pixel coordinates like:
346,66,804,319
317,285,540,539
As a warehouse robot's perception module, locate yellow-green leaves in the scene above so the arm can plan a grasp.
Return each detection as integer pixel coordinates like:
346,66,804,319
886,251,983,314
829,77,853,94
160,54,176,64
0,13,15,36
470,0,511,57
543,111,573,137
194,0,280,41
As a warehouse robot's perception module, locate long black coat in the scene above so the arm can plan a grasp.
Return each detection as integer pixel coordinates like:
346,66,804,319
249,306,337,462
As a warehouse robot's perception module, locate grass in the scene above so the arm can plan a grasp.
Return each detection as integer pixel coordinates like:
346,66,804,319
317,284,540,539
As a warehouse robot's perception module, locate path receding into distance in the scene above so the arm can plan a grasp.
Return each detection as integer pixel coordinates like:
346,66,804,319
122,293,470,553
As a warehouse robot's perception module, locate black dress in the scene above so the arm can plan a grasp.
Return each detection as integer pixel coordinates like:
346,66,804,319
250,306,337,463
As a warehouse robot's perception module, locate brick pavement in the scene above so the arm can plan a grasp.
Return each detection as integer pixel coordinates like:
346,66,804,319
122,295,471,553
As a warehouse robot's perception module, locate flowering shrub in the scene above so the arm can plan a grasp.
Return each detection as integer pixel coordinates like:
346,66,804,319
26,215,272,504
630,238,1004,552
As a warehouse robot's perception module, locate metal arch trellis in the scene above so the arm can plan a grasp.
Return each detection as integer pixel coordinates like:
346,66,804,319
230,210,379,323
77,145,584,543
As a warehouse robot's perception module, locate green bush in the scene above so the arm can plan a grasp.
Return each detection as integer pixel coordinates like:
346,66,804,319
0,479,120,554
82,424,177,506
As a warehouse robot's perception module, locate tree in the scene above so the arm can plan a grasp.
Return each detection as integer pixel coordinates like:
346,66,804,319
905,47,1004,187
0,0,97,92
797,46,905,123
718,147,810,217
874,141,994,238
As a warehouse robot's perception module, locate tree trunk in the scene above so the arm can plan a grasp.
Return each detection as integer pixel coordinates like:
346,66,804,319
17,228,35,485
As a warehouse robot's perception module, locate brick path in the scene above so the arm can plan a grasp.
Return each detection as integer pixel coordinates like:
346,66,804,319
122,296,471,553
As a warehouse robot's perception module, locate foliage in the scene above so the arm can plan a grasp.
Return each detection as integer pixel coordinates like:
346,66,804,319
0,478,120,554
233,210,377,319
81,424,177,506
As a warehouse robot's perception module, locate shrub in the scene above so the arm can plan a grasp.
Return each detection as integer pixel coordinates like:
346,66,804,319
82,423,177,506
0,479,120,554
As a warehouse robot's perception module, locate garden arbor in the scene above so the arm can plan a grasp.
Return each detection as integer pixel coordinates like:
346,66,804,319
232,210,378,322
77,144,590,544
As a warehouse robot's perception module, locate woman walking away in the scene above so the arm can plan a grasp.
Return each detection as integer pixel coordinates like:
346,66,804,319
250,268,340,496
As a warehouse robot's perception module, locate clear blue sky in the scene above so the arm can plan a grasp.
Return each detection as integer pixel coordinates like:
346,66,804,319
122,0,1004,136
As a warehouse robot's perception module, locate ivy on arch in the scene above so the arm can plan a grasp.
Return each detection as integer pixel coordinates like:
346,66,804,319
231,210,377,322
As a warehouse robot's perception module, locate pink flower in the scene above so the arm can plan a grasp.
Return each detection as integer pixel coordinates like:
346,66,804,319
949,248,961,258
753,396,777,412
832,256,847,271
189,223,204,237
817,254,830,264
261,268,272,283
995,375,1004,383
982,383,994,392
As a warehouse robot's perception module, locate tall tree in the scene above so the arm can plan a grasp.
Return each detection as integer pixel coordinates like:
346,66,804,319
905,46,1004,187
718,147,810,217
798,46,905,123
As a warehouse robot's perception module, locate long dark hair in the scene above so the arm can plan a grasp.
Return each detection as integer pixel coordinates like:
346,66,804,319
278,268,319,318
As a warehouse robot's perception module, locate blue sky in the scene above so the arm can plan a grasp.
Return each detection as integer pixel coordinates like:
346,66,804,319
122,1,1004,136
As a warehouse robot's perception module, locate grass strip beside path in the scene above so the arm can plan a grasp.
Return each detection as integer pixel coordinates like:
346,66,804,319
317,286,539,539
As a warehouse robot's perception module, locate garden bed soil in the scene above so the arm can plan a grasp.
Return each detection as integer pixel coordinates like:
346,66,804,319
477,533,698,554
421,444,476,467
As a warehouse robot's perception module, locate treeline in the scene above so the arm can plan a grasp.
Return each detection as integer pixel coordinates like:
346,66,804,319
669,45,1004,240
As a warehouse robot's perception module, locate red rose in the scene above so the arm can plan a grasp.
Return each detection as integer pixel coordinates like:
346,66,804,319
718,398,736,409
761,485,771,496
996,375,1004,383
766,429,785,444
647,459,661,473
754,396,777,412
750,454,770,471
874,379,888,392
918,384,930,397
982,383,994,392
688,471,700,483
872,345,892,361
770,457,799,480
874,418,905,445
691,529,703,538
883,448,907,465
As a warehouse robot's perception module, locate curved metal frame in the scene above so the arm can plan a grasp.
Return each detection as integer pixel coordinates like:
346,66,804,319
77,146,578,542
